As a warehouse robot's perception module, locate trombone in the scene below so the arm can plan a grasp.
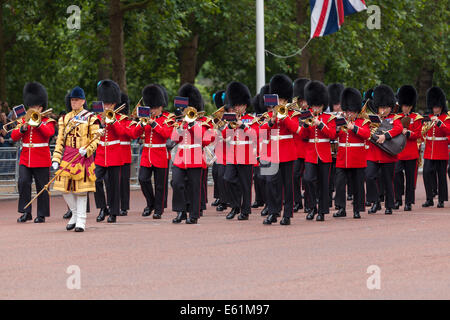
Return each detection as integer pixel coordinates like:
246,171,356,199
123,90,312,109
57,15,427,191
2,108,53,133
165,107,205,127
102,104,126,124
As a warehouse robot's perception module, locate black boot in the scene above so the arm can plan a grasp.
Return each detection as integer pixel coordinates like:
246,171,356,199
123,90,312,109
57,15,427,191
260,206,269,216
107,215,116,223
393,200,402,210
34,216,45,223
422,200,434,207
216,203,227,212
251,201,264,208
211,198,220,207
316,213,324,221
280,217,291,225
66,223,76,231
365,201,372,207
237,213,249,220
63,210,72,219
404,204,412,211
142,207,152,217
437,201,444,208
306,207,317,220
333,208,346,217
385,208,392,215
293,202,302,212
347,194,354,201
186,217,198,224
368,202,381,214
119,210,128,216
226,208,240,220
263,214,277,225
353,211,361,219
75,227,84,232
17,212,32,223
96,208,109,222
172,211,187,223
153,213,162,219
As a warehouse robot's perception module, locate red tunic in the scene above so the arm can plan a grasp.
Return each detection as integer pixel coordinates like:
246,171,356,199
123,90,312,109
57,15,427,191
366,114,403,163
336,118,371,168
396,113,423,161
298,113,337,164
117,114,138,164
94,114,126,167
423,113,450,160
11,117,56,168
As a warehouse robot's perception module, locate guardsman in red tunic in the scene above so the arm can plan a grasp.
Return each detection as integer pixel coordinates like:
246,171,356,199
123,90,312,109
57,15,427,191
292,78,310,213
422,87,450,208
298,81,337,221
260,74,299,225
197,113,214,216
171,84,214,224
365,85,403,215
222,81,258,221
94,80,126,223
11,82,56,223
133,85,173,219
393,85,422,211
333,88,371,219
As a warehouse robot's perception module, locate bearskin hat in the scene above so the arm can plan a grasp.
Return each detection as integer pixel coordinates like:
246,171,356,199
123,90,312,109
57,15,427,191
213,90,225,109
304,80,328,107
155,84,168,107
293,78,310,100
117,92,130,114
269,74,293,102
373,84,396,110
397,85,417,110
341,87,362,113
97,80,120,104
226,81,251,109
328,83,344,110
178,83,204,111
142,84,166,108
23,82,48,108
427,86,447,112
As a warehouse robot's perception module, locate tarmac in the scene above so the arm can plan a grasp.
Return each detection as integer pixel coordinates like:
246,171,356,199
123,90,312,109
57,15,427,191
0,181,449,300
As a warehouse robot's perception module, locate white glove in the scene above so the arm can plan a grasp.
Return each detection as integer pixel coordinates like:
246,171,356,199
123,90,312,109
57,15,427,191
52,162,59,170
79,148,87,157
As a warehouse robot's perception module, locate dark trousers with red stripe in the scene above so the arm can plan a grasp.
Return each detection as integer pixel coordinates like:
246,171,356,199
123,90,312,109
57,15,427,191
139,165,168,215
212,163,219,199
224,164,253,214
217,164,230,205
119,163,131,211
423,159,448,202
293,158,305,206
253,166,266,205
303,160,331,214
265,161,294,218
18,165,50,217
394,159,418,205
365,161,396,209
172,166,202,219
94,165,121,216
329,158,336,205
334,167,365,213
200,168,208,210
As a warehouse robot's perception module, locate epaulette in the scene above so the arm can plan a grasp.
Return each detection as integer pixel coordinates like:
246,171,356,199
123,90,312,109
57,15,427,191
118,114,128,122
362,118,371,126
325,113,336,123
128,120,138,127
165,112,175,119
413,114,423,122
393,114,403,121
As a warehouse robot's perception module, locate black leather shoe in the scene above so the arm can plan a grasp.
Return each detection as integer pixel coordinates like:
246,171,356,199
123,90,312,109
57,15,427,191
17,213,32,223
365,201,372,207
96,208,109,222
75,227,84,232
34,217,45,223
142,207,152,217
293,202,302,212
186,217,198,224
211,199,220,207
226,208,240,220
66,223,76,231
422,200,434,207
107,215,116,223
347,194,354,201
333,208,346,217
172,211,187,223
251,201,264,208
368,202,381,214
237,213,249,220
280,217,291,225
63,210,72,219
437,201,444,208
385,208,392,215
404,204,412,211
216,203,227,212
153,213,162,219
119,210,128,216
393,200,402,210
260,206,269,216
353,211,361,219
316,213,324,221
306,207,317,220
263,214,277,225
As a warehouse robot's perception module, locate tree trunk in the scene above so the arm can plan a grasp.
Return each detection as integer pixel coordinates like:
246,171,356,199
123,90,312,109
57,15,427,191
310,53,325,82
416,65,434,112
0,1,6,102
179,33,199,85
109,0,127,93
296,0,310,79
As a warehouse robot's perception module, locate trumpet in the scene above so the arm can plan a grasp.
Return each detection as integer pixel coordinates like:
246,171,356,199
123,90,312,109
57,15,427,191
102,104,126,124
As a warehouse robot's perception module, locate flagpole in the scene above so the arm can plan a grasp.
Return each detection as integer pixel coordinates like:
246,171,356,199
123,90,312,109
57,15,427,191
256,0,265,93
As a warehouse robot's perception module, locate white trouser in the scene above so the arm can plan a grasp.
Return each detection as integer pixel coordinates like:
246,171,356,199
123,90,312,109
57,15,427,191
63,193,88,229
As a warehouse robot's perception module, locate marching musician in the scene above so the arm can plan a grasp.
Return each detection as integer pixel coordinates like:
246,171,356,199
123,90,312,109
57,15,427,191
222,81,258,221
333,88,370,219
299,80,337,221
94,80,126,223
422,87,450,208
365,85,403,215
393,85,422,211
12,82,56,223
51,87,100,232
133,85,173,219
260,74,299,225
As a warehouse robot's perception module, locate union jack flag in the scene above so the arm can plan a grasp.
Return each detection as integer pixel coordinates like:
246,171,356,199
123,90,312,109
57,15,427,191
310,0,367,38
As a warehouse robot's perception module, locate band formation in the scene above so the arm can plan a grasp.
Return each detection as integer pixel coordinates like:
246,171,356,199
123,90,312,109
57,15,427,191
6,75,450,232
